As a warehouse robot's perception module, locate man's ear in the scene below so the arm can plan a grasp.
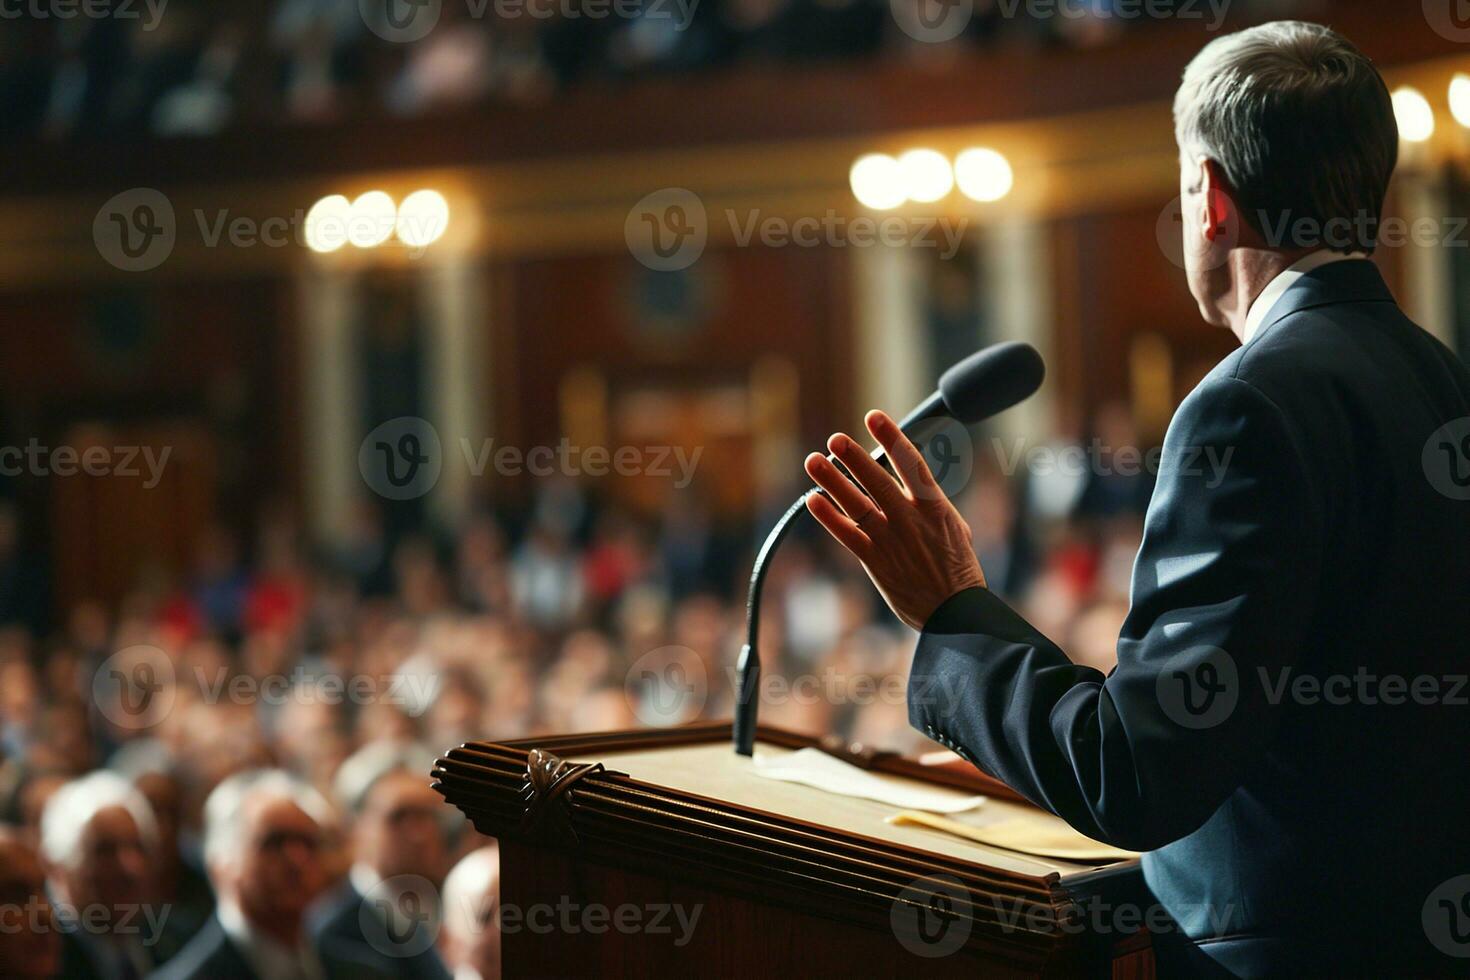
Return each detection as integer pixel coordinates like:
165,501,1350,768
1198,158,1237,243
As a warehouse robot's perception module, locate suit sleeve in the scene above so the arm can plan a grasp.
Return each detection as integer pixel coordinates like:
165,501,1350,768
909,375,1323,851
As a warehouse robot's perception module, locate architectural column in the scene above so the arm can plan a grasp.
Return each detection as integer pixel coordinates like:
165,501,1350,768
421,256,488,530
853,241,929,425
298,265,361,548
1397,169,1454,346
981,215,1056,444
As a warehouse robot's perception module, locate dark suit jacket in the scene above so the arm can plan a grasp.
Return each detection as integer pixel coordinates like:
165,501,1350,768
910,260,1470,977
307,879,450,980
56,903,191,979
59,929,175,980
147,915,395,980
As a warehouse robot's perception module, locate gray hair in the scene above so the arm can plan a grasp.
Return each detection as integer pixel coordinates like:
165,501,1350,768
1173,20,1397,253
40,771,158,869
202,768,335,870
441,844,500,944
332,740,436,815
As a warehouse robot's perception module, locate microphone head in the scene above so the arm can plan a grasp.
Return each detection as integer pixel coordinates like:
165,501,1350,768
937,341,1045,423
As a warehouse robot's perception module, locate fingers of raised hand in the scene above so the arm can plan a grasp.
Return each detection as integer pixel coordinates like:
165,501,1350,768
805,489,873,558
865,410,939,499
804,452,882,528
826,432,905,509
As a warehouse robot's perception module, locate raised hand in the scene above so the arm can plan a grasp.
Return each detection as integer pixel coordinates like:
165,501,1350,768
803,409,986,630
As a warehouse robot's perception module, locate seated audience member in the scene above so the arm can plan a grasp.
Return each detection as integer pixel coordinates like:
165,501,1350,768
132,767,214,933
310,741,452,979
0,830,62,980
111,741,215,937
438,845,500,980
153,769,390,980
41,771,185,978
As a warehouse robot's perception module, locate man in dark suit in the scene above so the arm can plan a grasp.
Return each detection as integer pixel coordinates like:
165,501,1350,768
803,20,1470,978
151,769,392,980
39,772,189,979
308,741,452,980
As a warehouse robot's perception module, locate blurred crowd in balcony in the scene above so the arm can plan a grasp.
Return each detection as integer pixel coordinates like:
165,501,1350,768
0,0,1245,140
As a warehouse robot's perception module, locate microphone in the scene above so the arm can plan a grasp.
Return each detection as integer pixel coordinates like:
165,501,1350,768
733,341,1045,756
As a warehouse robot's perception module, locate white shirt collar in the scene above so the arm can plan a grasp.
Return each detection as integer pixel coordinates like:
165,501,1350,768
349,861,383,898
1242,250,1367,344
217,898,325,980
350,862,442,941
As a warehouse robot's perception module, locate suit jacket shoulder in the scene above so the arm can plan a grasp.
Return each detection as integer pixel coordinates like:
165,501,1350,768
147,919,254,980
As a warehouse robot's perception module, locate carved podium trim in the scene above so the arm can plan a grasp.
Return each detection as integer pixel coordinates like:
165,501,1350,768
518,748,625,846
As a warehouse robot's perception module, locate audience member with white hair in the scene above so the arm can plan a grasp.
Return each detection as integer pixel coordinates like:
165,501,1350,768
40,770,182,979
152,768,392,980
308,740,454,979
438,845,500,980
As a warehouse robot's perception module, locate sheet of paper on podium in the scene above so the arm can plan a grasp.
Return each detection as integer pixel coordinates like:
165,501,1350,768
889,810,1142,862
751,747,986,813
750,746,1138,862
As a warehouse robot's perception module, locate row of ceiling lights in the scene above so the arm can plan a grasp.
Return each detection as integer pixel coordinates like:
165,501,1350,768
845,79,1469,212
303,189,450,254
1390,75,1470,143
848,147,1015,211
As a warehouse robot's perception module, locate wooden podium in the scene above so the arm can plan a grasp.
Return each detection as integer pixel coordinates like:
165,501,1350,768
433,723,1154,978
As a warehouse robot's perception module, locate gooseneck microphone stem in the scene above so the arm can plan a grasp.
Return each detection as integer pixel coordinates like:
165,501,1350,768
733,491,812,756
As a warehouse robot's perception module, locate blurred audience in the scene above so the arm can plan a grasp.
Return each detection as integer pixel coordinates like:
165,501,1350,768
0,419,1146,975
